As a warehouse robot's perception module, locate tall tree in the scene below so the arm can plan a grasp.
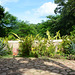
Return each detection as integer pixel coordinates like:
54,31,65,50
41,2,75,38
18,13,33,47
0,11,17,37
13,21,37,37
0,5,5,37
0,5,4,20
54,0,75,35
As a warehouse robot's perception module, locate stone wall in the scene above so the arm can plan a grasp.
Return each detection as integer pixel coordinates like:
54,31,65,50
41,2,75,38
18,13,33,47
8,40,62,51
8,40,20,49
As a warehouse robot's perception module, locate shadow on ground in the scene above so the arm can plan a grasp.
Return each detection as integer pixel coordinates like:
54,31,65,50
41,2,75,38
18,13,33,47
0,57,75,75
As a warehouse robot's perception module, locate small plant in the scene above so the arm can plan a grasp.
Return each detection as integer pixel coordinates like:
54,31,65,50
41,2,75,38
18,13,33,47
62,35,73,55
52,54,61,59
31,38,47,57
54,31,61,40
56,43,65,56
46,40,55,57
70,29,75,52
6,44,13,55
19,35,34,56
0,38,7,56
67,54,75,60
30,32,56,57
46,30,51,40
8,35,16,40
0,37,13,56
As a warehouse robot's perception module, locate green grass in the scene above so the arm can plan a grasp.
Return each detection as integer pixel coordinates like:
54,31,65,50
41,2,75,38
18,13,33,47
1,55,13,58
1,54,34,58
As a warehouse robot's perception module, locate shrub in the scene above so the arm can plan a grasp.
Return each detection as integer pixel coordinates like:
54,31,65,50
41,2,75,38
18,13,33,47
7,35,16,40
30,38,47,57
52,54,61,59
70,30,75,52
67,54,75,60
19,35,34,56
46,40,55,57
18,31,57,57
30,36,55,57
0,38,12,56
6,43,13,55
0,38,7,56
56,43,65,56
19,34,56,57
62,35,73,55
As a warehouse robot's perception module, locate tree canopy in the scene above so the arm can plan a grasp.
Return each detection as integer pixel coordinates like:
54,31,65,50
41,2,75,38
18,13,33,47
0,0,75,38
0,5,4,20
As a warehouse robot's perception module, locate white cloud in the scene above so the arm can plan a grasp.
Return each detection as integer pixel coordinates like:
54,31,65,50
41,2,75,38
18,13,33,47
0,1,2,5
0,0,18,14
25,11,31,15
12,2,57,24
0,0,18,5
35,2,57,17
5,7,9,12
23,2,57,23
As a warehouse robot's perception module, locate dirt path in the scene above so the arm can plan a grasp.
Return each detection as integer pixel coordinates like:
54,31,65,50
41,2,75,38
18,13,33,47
0,57,75,75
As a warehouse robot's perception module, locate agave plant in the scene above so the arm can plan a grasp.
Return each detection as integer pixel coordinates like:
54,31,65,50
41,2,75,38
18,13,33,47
0,38,7,56
54,31,61,40
46,30,51,40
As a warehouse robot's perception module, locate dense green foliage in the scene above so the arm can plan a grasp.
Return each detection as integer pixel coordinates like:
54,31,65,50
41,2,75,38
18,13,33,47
0,5,5,37
0,38,12,56
0,5,4,20
54,0,75,35
0,0,75,59
0,11,17,37
17,31,75,59
0,0,75,37
0,38,7,56
19,35,34,56
62,36,74,55
19,33,55,57
12,21,37,37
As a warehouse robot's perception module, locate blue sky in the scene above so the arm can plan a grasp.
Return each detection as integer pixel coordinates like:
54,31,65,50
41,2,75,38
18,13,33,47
0,0,57,24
